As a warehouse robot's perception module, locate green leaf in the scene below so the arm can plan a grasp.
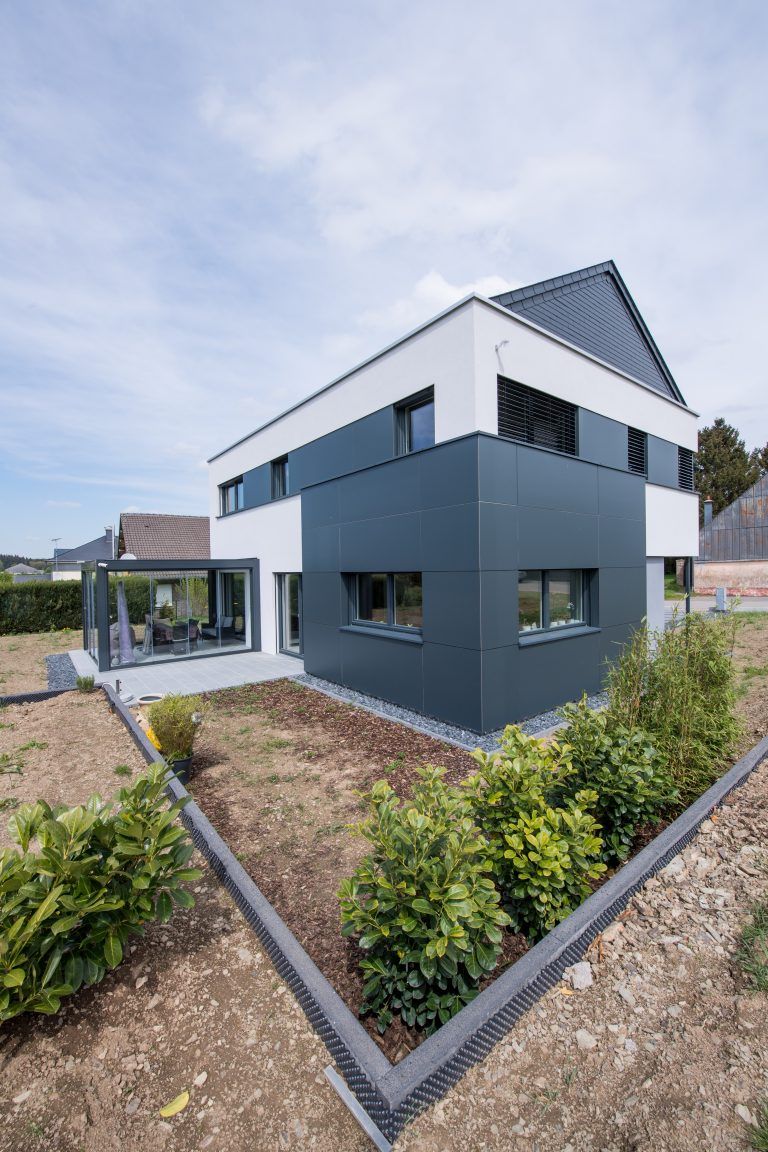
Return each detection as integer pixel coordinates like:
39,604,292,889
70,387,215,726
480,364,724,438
104,935,123,969
3,968,25,988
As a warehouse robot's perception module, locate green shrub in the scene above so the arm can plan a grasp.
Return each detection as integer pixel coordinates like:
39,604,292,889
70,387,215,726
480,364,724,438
0,582,81,634
147,695,204,763
557,697,678,863
737,899,768,993
338,767,510,1035
76,675,95,694
466,727,605,939
606,612,741,803
0,765,200,1021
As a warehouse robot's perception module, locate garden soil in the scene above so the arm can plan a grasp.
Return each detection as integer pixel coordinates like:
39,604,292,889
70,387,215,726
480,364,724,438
0,631,76,696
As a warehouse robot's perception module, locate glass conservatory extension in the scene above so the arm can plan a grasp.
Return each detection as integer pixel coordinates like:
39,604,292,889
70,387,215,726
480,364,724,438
81,559,260,672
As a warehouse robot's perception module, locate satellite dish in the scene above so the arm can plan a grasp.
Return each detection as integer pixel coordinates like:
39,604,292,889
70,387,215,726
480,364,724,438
120,553,137,560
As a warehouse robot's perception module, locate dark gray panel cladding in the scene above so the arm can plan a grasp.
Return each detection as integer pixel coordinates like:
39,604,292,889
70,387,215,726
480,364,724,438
516,507,599,570
243,463,270,507
478,435,518,504
420,502,480,571
516,445,598,516
647,435,679,489
301,481,340,529
301,571,345,627
339,452,421,523
288,407,394,495
578,410,628,472
598,467,645,520
598,566,647,627
422,571,481,650
340,512,421,572
302,525,340,573
339,630,424,712
301,621,343,681
598,515,646,568
511,630,603,720
480,570,519,650
422,644,483,731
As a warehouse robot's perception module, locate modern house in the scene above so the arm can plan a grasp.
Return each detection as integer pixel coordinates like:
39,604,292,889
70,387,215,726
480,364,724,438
207,261,699,732
4,562,48,584
52,527,115,580
695,477,768,594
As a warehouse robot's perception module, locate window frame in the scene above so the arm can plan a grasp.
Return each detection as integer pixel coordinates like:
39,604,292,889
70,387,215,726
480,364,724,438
219,476,244,516
518,569,592,638
270,456,289,500
395,388,435,456
351,572,423,633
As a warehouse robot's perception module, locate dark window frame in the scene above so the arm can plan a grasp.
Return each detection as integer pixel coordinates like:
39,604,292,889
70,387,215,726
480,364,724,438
395,388,435,456
627,427,648,476
350,571,423,633
270,456,289,500
498,376,578,457
219,476,244,516
518,568,595,637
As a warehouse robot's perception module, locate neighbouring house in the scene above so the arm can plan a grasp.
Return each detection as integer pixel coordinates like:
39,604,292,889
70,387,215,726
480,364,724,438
117,513,210,559
4,562,49,584
205,260,699,733
52,527,115,580
694,477,768,595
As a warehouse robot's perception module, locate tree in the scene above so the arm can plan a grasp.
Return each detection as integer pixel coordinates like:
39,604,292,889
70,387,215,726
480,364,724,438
752,442,768,476
695,419,760,524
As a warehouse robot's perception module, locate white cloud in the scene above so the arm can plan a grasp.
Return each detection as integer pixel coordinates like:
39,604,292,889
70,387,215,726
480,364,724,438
357,270,517,335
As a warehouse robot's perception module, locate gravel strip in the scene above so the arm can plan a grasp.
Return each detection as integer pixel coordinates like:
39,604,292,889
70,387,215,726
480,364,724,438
295,674,608,751
45,651,79,690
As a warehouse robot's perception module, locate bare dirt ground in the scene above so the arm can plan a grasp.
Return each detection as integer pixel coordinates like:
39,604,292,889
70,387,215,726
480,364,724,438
0,630,77,695
0,620,766,1151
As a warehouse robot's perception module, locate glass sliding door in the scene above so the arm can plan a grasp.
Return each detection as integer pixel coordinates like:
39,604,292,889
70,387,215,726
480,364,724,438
277,573,302,655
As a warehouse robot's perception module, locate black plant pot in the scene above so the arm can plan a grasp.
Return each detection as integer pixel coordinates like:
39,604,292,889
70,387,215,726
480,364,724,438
170,756,193,786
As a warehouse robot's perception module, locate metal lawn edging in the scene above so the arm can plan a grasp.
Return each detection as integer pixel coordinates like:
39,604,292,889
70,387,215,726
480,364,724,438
0,687,74,707
104,683,768,1144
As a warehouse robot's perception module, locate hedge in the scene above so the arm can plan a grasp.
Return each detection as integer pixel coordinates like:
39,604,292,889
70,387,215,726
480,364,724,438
0,581,82,634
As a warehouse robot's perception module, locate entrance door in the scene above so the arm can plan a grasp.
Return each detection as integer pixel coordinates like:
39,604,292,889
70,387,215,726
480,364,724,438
277,573,302,655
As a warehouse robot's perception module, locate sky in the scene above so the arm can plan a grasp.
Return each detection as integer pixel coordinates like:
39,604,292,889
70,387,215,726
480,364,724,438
1,1,766,557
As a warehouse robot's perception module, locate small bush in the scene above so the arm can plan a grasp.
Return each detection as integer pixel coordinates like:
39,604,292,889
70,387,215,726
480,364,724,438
606,612,741,803
557,697,678,863
0,582,81,634
338,767,510,1035
147,695,204,763
76,675,95,694
0,764,201,1021
466,727,605,939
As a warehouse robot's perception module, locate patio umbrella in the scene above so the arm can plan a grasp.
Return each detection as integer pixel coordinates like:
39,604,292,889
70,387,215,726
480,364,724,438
117,580,134,666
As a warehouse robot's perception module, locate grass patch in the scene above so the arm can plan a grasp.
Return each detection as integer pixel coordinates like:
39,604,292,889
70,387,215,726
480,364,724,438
113,764,132,777
262,736,292,752
750,1103,768,1152
737,899,768,992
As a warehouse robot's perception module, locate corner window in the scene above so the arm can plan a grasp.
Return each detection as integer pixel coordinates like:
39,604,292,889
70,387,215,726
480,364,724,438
396,389,435,455
518,569,589,635
271,456,289,500
219,477,244,515
627,427,648,475
498,377,577,456
353,572,423,631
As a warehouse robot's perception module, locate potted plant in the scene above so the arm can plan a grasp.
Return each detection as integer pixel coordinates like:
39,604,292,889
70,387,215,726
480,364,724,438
146,694,204,785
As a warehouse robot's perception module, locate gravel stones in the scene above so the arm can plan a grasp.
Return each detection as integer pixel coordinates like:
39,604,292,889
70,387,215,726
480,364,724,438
566,962,594,991
575,1029,598,1051
45,653,79,690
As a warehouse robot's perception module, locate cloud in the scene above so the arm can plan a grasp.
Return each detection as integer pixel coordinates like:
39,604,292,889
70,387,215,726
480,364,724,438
45,500,81,508
357,270,517,334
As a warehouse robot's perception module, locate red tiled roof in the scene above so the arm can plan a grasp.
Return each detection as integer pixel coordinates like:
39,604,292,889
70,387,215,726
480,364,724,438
118,513,210,559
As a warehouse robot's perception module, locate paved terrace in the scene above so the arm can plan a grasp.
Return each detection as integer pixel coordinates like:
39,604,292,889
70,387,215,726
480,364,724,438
69,648,303,702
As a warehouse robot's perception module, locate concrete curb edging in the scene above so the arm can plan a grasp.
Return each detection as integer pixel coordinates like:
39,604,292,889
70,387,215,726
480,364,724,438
103,683,768,1143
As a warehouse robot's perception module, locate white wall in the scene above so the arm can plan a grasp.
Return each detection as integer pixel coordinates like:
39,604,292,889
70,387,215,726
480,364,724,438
208,302,477,493
645,557,666,634
471,298,699,450
645,485,699,557
211,495,302,654
52,570,81,582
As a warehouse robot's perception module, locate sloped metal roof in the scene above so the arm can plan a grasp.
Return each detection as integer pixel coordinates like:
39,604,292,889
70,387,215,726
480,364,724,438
699,474,768,561
491,260,685,404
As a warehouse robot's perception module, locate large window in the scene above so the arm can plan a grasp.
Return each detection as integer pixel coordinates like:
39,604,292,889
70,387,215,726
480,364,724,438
219,476,244,515
353,572,423,631
396,389,435,455
271,456,289,499
277,573,302,655
518,569,588,635
498,377,577,456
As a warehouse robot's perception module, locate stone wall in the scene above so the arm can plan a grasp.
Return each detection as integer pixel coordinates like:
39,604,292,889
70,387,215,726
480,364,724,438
694,559,768,595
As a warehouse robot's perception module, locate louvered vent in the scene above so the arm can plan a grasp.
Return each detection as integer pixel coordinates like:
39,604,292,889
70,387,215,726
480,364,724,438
678,447,694,491
497,377,577,456
627,427,647,475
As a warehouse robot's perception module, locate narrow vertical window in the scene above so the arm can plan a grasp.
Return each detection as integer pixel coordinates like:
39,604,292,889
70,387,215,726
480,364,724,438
271,456,289,499
396,389,435,455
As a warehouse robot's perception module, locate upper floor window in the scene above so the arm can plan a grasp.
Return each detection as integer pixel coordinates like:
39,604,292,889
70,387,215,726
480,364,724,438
678,447,694,491
353,572,423,631
271,456,289,500
627,427,648,475
396,388,435,455
498,377,577,456
219,476,244,515
518,569,589,635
